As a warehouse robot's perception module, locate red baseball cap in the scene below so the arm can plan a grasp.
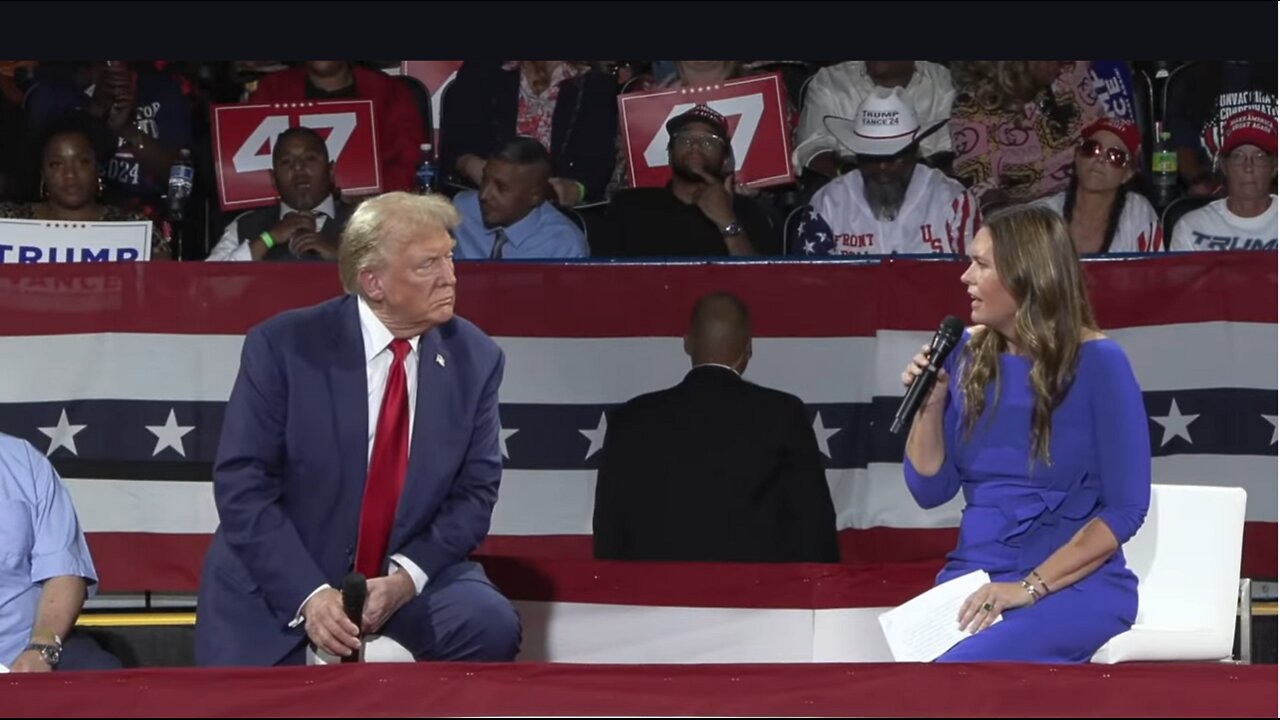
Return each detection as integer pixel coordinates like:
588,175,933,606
1081,117,1142,164
1220,109,1278,156
666,103,731,140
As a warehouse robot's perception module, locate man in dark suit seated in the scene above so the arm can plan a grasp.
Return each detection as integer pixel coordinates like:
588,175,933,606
592,292,840,563
195,192,519,666
206,127,353,262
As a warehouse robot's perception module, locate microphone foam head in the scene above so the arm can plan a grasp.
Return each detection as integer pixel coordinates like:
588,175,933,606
342,572,367,601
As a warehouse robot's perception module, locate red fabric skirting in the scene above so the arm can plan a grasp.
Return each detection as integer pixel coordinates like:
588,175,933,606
0,252,1271,338
3,661,1274,718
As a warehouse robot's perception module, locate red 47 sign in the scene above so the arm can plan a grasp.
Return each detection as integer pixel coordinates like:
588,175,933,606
211,100,382,211
620,72,794,189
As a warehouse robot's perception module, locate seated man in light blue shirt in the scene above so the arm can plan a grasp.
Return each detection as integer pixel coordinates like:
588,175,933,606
0,432,119,671
452,137,589,260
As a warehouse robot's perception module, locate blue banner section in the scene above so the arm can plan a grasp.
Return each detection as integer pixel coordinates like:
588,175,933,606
1,388,1272,478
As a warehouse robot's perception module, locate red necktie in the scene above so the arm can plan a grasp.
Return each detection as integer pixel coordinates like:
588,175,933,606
354,338,411,577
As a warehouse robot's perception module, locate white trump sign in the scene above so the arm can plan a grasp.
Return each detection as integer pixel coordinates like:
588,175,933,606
0,219,152,263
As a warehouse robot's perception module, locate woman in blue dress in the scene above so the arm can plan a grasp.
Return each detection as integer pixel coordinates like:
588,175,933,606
901,204,1151,663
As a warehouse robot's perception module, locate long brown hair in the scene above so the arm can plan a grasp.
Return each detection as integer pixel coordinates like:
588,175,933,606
951,61,1047,112
957,205,1098,465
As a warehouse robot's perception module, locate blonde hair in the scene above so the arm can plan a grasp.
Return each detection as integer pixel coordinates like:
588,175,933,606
338,192,459,296
957,205,1098,465
951,61,1047,112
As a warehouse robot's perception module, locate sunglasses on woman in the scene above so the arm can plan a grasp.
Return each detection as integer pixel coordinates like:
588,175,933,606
1077,139,1129,169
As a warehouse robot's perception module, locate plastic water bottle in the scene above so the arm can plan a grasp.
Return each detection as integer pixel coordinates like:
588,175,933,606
415,143,437,194
164,148,195,259
167,148,195,220
1151,123,1179,209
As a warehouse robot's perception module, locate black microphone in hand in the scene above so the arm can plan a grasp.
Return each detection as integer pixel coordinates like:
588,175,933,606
340,572,367,664
890,315,965,435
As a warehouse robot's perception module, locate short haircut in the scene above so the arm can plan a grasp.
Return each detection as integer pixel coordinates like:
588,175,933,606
687,290,752,361
272,126,330,164
490,136,553,170
338,191,459,296
690,291,751,330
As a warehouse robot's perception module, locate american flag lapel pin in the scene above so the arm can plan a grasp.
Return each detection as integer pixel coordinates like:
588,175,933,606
435,353,446,368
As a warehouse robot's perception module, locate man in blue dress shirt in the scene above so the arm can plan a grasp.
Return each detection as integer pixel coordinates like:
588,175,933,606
0,432,119,671
452,137,589,260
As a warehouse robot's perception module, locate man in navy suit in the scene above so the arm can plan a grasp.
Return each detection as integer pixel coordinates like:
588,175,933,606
195,192,520,666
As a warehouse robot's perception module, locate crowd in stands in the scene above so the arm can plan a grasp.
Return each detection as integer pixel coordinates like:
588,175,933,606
0,60,1273,262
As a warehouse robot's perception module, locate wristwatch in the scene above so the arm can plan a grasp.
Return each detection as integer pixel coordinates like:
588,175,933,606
24,635,62,668
720,221,744,237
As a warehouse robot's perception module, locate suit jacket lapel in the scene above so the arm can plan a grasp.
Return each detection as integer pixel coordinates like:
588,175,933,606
328,297,369,518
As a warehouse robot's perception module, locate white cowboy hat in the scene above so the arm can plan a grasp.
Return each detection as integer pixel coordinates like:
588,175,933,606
823,86,925,157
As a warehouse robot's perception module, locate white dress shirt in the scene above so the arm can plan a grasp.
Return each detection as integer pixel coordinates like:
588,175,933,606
692,362,741,376
206,196,337,262
290,296,430,627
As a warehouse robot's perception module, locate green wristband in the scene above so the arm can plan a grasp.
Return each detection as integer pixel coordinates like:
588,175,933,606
574,181,587,204
260,231,275,249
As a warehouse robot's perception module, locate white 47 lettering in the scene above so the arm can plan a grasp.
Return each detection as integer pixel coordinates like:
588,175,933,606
232,112,357,174
642,94,764,171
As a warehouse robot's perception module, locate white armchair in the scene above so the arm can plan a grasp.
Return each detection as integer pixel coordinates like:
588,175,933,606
1092,484,1248,663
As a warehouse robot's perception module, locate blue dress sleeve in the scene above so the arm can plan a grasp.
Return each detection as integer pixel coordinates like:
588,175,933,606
1088,341,1152,544
903,331,968,509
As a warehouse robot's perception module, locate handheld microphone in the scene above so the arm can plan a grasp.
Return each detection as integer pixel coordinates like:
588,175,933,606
340,572,367,664
890,316,965,435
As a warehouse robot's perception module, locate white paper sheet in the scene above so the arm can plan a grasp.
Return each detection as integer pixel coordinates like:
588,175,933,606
877,570,1001,662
